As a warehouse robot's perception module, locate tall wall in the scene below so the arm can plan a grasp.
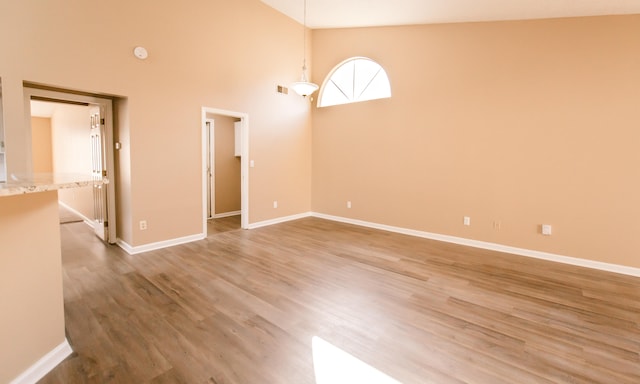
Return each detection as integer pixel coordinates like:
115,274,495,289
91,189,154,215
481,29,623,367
50,103,94,219
0,0,313,247
312,15,640,268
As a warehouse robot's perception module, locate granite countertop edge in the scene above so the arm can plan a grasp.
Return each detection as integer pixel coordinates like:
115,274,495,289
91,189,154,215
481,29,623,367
0,173,99,197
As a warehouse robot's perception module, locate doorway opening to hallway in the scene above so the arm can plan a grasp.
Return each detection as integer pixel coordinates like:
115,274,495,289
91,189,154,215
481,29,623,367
201,107,249,235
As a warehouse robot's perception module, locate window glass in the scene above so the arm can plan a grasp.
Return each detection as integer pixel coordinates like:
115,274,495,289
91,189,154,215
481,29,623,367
318,57,391,108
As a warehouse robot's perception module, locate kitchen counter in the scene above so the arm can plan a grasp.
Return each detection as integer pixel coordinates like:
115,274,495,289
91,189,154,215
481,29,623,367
0,173,99,382
0,173,102,381
0,173,97,197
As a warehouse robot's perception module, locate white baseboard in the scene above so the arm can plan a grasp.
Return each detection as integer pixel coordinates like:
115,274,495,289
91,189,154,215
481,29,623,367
113,210,640,277
116,233,206,255
247,212,312,229
310,213,640,278
212,210,241,219
58,201,92,223
115,212,307,254
10,339,72,384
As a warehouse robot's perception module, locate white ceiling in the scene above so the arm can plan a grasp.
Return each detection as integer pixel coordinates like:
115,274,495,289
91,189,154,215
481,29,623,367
260,0,640,29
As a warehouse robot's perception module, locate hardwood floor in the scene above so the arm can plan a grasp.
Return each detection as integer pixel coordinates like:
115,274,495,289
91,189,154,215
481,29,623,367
40,217,639,383
207,215,241,236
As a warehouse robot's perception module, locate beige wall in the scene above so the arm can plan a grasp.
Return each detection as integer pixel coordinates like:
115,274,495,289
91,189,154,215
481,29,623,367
50,104,92,175
312,15,640,268
0,191,65,383
212,114,241,214
0,0,312,247
50,103,94,218
31,116,53,173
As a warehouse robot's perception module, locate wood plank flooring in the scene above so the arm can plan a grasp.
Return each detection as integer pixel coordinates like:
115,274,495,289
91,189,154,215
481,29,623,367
207,215,241,236
40,217,640,383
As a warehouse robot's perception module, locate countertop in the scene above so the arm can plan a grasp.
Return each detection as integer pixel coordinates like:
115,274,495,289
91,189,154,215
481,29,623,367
0,173,99,197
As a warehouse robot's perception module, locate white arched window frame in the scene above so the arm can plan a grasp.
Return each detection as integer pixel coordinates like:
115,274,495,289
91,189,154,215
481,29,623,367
317,57,391,108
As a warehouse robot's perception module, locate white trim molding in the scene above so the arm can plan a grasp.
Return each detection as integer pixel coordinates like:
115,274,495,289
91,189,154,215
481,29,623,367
116,233,206,255
213,210,241,219
10,339,72,384
117,210,640,277
311,213,640,278
201,107,250,232
247,212,312,229
58,201,92,223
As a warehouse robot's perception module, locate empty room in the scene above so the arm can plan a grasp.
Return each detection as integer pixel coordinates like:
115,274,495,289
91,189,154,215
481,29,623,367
1,0,639,383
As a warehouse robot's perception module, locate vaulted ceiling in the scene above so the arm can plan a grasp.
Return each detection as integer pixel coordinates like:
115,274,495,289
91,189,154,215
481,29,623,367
260,0,640,28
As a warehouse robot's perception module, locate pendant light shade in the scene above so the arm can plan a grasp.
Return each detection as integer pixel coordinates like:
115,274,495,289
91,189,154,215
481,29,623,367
292,0,318,98
291,80,319,98
291,64,319,97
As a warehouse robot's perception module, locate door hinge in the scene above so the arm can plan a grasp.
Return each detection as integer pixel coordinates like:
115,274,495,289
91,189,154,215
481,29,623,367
100,118,105,125
102,170,107,177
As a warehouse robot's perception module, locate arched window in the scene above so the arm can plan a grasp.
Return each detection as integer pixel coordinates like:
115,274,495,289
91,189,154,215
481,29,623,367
318,57,391,108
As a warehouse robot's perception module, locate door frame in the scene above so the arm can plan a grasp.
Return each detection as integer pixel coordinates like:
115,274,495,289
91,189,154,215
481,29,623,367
201,107,249,232
205,118,215,219
24,87,117,243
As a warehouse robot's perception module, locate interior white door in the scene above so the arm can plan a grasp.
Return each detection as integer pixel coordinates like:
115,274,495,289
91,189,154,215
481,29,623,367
90,106,108,241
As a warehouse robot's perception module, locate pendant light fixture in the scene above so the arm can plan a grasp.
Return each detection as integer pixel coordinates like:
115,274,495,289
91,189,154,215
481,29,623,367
291,0,319,98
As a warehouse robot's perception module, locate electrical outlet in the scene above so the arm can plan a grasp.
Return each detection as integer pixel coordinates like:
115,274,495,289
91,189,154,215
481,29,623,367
139,220,147,230
347,201,352,209
493,220,501,231
542,224,552,236
273,201,278,208
463,216,471,226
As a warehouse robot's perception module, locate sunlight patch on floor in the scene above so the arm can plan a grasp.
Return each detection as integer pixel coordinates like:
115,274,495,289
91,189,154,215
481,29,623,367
312,336,402,384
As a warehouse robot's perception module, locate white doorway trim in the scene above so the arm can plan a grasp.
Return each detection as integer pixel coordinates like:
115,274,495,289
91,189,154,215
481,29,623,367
205,118,215,219
24,87,117,243
201,107,249,233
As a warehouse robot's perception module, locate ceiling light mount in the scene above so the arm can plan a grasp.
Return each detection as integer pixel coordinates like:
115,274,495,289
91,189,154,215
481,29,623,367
133,46,148,60
291,0,318,98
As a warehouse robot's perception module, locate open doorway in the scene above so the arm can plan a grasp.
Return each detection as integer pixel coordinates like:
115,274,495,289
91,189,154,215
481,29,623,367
25,87,117,243
201,107,249,235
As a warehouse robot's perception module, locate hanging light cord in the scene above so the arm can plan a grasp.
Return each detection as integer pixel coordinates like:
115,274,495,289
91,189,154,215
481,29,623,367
302,0,308,76
291,0,318,97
